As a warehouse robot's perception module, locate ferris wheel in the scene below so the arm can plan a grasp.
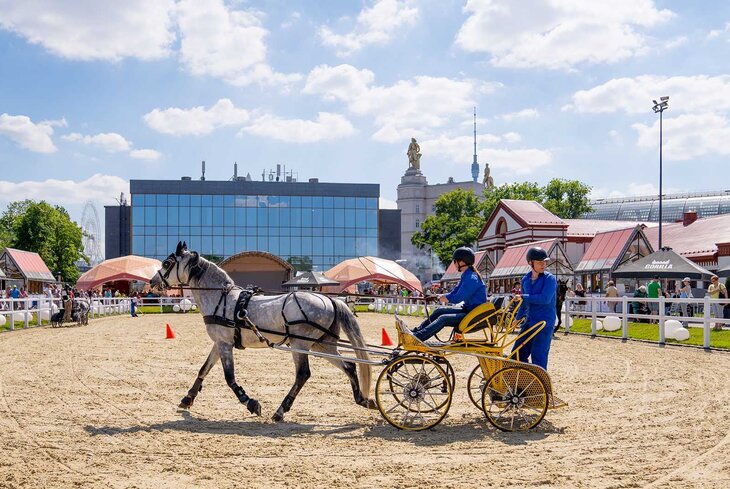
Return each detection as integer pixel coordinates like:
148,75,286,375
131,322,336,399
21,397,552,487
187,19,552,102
81,201,103,265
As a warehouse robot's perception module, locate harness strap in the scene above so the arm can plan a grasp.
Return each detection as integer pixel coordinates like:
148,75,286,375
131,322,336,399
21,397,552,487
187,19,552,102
281,292,340,341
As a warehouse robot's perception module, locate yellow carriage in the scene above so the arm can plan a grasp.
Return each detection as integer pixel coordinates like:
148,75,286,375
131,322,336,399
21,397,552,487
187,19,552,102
375,297,567,431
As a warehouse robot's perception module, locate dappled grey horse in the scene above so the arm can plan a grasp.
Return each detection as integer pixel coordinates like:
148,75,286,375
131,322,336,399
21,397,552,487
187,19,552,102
149,242,374,422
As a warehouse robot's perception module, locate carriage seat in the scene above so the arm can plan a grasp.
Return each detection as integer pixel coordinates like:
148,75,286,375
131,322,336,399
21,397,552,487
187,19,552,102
456,302,499,335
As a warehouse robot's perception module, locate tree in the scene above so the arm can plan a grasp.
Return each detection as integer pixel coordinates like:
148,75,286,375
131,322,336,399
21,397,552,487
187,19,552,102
482,179,592,220
411,189,486,267
0,200,32,250
542,178,593,219
5,200,88,283
482,182,544,220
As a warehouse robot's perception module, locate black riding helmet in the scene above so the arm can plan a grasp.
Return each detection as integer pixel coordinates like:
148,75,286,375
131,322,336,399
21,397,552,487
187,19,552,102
452,246,476,266
526,246,549,262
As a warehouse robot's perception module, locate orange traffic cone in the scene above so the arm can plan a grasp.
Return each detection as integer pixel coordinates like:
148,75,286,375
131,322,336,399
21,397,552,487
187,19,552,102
381,327,394,346
166,323,176,339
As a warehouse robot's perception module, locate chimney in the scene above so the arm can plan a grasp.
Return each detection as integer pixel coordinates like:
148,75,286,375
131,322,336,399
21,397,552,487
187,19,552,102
682,211,698,226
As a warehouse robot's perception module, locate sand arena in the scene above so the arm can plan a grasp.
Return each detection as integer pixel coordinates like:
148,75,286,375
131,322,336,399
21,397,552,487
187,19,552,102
1,312,729,488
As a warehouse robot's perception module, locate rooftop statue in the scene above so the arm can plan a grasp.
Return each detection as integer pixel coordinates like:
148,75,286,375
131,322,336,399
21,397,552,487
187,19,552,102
407,138,422,172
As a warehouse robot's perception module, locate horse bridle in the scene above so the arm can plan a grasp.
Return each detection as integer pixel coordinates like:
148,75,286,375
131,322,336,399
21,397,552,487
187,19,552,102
156,253,184,290
156,251,208,290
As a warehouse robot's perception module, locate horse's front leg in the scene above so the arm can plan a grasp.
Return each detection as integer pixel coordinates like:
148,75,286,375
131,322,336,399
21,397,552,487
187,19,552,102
219,342,262,416
273,352,311,422
179,345,219,409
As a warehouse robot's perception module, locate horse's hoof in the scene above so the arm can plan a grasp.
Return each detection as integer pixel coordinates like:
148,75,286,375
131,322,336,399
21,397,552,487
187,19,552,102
366,399,378,410
247,398,262,416
272,412,284,422
179,396,193,409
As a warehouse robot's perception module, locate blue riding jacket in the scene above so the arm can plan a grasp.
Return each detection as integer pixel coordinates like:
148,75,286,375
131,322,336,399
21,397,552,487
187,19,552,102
516,271,557,330
445,267,487,312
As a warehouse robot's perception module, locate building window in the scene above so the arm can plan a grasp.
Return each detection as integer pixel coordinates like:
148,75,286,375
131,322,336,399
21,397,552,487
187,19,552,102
415,204,420,213
415,219,420,228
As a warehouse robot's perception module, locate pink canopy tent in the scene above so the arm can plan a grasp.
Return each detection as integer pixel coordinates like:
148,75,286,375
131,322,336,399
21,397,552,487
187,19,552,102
323,256,423,293
76,255,162,290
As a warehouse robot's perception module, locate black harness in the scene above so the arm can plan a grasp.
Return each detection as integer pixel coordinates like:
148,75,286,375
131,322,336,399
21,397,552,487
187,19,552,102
203,289,340,350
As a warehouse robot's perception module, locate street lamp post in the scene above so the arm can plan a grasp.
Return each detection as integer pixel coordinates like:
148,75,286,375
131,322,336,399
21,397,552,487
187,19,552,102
652,96,669,249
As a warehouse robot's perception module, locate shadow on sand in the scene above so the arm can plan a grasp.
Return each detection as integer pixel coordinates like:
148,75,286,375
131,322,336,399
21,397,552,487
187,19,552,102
84,410,564,446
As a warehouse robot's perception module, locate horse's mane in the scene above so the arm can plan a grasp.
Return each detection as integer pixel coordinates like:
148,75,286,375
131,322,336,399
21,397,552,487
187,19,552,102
189,253,235,288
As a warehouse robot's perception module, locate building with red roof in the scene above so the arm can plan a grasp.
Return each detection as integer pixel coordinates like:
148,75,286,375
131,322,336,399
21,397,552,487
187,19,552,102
476,198,730,293
0,248,56,293
574,225,654,292
489,238,573,293
439,250,494,287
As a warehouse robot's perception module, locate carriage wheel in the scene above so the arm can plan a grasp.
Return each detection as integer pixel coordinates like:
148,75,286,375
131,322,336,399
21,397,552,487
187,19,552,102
376,355,453,431
467,365,486,410
385,354,453,413
481,366,548,432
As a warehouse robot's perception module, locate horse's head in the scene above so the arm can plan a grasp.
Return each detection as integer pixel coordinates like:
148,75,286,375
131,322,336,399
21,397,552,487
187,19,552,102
557,278,569,300
149,241,202,292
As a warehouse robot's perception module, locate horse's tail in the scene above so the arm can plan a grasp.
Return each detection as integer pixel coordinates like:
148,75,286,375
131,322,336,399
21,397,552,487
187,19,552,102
333,299,371,400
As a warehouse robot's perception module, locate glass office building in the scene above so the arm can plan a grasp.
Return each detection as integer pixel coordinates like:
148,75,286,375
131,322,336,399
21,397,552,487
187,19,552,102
128,179,379,271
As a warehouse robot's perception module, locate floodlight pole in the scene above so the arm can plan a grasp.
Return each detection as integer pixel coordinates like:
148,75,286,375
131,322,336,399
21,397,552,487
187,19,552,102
652,97,669,249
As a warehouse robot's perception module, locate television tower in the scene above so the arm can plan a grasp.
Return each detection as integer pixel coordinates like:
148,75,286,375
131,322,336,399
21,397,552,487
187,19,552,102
471,107,479,182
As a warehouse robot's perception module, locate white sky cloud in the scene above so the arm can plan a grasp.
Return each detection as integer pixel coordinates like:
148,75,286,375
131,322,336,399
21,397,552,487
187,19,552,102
241,112,355,143
0,113,57,153
0,173,128,207
632,113,730,160
144,98,250,136
455,0,673,69
420,135,551,175
499,109,539,121
379,197,397,209
129,149,162,160
304,64,497,142
567,75,730,115
176,0,300,87
0,0,176,61
319,0,419,56
62,132,131,153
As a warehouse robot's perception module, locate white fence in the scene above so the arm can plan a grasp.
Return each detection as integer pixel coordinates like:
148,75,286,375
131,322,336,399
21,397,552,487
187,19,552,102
563,295,730,348
0,296,199,331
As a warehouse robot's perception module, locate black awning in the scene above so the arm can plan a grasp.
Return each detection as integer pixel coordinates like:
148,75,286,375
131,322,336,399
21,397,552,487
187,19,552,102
282,271,340,287
612,248,714,280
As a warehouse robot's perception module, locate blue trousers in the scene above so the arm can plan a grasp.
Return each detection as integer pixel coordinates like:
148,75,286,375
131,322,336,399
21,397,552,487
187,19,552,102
511,320,554,370
412,307,466,341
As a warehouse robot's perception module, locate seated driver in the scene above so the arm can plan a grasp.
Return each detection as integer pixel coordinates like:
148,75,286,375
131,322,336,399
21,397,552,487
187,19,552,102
411,247,486,341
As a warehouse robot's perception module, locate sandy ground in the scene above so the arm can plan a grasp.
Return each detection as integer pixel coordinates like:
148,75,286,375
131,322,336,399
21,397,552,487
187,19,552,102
1,312,729,489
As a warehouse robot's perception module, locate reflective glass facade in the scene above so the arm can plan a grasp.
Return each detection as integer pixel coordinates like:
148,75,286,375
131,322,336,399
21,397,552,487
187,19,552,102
129,180,379,271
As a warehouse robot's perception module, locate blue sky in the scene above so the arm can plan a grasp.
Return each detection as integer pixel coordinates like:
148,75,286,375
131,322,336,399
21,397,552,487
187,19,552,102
2,0,730,238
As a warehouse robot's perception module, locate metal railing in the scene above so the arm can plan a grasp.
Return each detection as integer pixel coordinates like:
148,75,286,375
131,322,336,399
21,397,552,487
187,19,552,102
562,296,730,349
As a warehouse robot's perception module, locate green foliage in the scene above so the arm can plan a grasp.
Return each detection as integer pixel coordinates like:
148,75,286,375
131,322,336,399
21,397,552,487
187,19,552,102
482,182,544,219
0,200,32,250
1,200,88,283
411,189,486,267
287,255,313,272
542,179,593,218
482,179,592,220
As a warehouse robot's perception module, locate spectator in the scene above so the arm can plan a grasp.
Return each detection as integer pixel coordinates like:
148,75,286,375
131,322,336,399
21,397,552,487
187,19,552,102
632,285,649,317
605,280,619,313
646,276,662,319
511,281,522,297
574,283,586,315
678,277,693,326
708,275,728,330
